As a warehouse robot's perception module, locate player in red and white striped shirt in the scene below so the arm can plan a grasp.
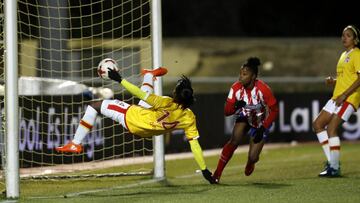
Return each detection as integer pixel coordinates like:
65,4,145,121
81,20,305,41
212,57,279,183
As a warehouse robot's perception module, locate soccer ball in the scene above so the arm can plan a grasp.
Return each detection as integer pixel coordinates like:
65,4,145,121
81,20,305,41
97,58,119,80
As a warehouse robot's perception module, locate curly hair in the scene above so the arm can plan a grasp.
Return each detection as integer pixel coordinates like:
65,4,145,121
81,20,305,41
242,57,261,76
173,75,195,109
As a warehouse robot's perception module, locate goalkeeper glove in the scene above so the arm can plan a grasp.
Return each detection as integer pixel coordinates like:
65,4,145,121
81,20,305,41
253,126,265,144
107,68,122,83
234,100,246,110
201,168,217,184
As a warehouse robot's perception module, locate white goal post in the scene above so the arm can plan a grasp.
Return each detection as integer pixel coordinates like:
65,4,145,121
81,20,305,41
4,0,19,199
151,0,165,180
1,0,165,198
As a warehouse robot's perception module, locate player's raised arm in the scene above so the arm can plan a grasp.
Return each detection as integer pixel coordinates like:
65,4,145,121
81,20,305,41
107,68,147,100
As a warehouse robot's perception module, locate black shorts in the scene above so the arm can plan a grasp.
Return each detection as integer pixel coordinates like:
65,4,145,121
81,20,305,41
235,115,248,123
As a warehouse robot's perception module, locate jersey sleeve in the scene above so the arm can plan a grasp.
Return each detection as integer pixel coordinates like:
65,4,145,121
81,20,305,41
226,83,237,103
224,83,238,116
120,79,147,100
189,139,206,170
184,111,200,140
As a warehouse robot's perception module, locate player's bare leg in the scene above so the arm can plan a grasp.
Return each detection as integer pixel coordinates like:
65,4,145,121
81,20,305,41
245,139,264,176
212,122,248,183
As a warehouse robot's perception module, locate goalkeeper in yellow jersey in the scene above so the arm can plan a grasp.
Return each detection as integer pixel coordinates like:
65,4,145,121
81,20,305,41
56,67,216,184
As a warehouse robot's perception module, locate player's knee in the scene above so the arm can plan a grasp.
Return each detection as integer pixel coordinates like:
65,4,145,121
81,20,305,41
326,126,337,137
230,131,244,146
312,120,324,133
229,137,241,146
90,101,102,113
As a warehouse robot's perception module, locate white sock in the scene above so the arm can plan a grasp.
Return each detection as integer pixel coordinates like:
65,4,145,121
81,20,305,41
316,131,330,162
72,105,98,145
138,73,154,108
329,136,340,170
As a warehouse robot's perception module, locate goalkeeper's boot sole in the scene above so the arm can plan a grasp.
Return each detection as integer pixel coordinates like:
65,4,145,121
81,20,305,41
55,141,83,154
141,67,168,77
245,163,255,176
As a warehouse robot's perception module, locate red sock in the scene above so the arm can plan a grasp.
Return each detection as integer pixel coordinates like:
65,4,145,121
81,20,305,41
213,142,237,180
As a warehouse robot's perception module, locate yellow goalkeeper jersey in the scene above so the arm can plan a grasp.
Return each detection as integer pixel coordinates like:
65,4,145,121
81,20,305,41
125,94,199,140
332,47,360,108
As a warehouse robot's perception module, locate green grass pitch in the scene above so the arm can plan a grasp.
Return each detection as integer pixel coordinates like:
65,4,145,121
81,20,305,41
2,142,360,203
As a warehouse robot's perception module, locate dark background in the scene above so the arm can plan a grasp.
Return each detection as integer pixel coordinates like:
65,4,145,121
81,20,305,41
18,0,360,39
162,0,359,37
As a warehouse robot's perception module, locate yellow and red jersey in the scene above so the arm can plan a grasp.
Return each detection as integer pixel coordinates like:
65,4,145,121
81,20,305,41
125,94,199,140
332,47,360,108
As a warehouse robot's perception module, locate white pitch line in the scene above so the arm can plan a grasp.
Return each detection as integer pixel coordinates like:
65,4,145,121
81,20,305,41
27,143,293,200
17,143,291,178
28,178,163,200
0,200,19,203
64,178,163,198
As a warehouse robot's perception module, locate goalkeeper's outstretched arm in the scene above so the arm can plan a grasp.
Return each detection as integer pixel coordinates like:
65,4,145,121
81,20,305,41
189,138,206,170
107,68,148,100
189,138,216,184
120,79,148,100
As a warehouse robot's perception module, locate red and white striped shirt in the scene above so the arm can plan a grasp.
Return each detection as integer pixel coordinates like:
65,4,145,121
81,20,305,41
225,79,278,128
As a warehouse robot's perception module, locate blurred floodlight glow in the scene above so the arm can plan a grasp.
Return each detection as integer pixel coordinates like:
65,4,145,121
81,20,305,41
263,61,274,71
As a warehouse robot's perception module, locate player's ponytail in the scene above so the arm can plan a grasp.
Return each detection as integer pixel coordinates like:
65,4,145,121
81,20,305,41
243,57,261,76
173,75,195,109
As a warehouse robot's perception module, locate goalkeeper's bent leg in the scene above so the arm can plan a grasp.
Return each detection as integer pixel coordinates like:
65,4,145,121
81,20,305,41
138,73,154,108
72,105,98,144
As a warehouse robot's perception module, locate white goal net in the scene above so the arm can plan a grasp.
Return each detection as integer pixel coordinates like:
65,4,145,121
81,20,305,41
1,0,156,181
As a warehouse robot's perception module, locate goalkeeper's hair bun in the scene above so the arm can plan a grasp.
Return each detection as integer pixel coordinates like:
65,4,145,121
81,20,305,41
174,75,195,109
243,57,261,76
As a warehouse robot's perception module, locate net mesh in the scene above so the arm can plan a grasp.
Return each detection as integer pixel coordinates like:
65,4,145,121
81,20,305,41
1,0,154,179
